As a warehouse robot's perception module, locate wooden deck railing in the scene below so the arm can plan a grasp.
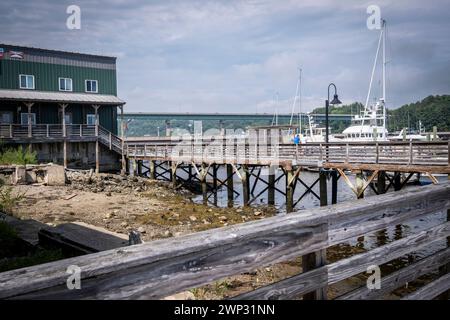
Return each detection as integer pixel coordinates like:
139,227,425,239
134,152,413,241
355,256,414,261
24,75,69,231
0,124,123,155
125,138,450,169
0,182,448,300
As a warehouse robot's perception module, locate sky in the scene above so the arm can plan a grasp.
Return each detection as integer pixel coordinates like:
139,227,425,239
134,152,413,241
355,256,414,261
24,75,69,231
1,0,450,113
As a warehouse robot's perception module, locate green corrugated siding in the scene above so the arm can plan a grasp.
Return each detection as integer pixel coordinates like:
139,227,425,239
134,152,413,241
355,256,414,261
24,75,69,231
0,60,117,95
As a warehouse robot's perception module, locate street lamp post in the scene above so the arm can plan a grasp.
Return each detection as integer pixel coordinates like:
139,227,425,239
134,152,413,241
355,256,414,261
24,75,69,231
325,83,342,143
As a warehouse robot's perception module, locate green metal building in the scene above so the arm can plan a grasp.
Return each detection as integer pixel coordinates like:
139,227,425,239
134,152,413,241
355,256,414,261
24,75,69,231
0,44,125,171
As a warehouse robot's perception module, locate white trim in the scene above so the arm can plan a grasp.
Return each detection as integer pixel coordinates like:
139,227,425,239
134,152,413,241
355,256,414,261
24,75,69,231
58,77,73,92
19,74,35,90
85,79,98,93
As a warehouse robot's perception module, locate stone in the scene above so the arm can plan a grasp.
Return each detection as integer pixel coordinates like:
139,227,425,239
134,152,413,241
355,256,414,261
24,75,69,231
120,222,128,228
164,230,172,237
253,211,262,216
163,291,195,300
189,216,197,222
219,216,228,221
137,226,146,234
236,208,243,213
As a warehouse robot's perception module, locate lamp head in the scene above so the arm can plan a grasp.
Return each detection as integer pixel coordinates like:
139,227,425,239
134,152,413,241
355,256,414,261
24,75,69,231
330,94,342,105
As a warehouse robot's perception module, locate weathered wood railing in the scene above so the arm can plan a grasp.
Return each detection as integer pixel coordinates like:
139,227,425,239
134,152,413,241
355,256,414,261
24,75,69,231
125,138,450,169
0,124,123,154
0,182,449,300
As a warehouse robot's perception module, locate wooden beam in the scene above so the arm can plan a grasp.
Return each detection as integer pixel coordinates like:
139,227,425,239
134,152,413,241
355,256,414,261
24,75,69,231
401,273,450,300
324,163,450,174
234,222,449,300
337,247,450,300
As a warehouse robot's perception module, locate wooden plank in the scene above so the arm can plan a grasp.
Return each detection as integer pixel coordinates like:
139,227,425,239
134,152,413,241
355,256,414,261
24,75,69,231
323,163,450,174
233,222,450,300
401,273,450,300
337,247,450,300
0,183,449,299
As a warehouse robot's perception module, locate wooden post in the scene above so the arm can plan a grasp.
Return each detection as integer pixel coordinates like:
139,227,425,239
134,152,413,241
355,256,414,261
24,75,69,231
120,105,126,175
137,160,143,177
93,105,100,174
356,171,365,199
125,157,130,175
377,171,386,194
268,166,275,206
331,169,338,205
242,165,250,206
171,162,177,188
201,163,208,205
319,169,328,206
394,172,402,191
63,140,67,168
60,104,68,169
211,164,217,191
95,139,100,174
286,168,294,213
226,164,234,207
432,126,437,141
25,102,34,138
302,168,328,300
149,160,156,180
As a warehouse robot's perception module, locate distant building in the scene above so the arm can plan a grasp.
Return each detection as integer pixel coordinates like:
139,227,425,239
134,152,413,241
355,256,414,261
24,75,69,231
0,44,125,172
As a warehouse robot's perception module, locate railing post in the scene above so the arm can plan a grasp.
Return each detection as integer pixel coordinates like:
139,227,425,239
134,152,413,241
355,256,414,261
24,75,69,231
346,143,349,163
409,142,413,165
109,132,112,150
46,124,49,138
375,143,379,164
9,124,12,138
302,169,328,300
80,124,82,137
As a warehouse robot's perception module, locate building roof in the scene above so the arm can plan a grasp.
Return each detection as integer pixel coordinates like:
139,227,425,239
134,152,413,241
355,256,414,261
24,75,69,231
0,89,125,105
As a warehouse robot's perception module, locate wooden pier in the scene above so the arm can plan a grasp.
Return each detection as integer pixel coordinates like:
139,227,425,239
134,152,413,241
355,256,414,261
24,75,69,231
124,137,450,211
0,181,448,299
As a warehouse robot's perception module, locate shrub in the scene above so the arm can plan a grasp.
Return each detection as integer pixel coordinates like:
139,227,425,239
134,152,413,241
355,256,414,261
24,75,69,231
0,146,37,165
0,184,25,214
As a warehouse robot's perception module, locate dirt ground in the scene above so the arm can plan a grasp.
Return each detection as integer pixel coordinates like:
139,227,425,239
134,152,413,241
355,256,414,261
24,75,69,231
10,181,276,241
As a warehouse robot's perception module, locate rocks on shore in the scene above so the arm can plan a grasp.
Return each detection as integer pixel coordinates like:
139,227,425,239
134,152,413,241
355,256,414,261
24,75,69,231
66,171,154,194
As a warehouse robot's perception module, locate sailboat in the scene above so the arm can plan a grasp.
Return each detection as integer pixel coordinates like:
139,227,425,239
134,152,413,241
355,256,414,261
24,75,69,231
337,20,389,142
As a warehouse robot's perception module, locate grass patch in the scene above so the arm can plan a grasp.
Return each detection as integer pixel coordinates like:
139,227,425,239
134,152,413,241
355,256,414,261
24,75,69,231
0,249,65,273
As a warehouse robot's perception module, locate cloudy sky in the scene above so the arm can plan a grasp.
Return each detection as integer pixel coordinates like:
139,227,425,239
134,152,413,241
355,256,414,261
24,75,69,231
1,0,449,113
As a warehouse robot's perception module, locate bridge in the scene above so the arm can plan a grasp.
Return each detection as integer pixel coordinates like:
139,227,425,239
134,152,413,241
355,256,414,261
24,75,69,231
121,112,353,136
123,112,353,122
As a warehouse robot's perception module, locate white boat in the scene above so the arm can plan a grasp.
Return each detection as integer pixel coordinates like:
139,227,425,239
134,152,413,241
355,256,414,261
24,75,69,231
334,20,389,142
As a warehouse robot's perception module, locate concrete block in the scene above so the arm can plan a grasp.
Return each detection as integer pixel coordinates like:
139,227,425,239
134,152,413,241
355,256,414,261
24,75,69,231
13,166,27,185
45,165,66,186
25,170,37,183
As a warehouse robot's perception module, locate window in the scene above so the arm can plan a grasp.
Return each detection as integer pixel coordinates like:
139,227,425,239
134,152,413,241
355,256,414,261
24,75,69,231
85,80,98,93
59,78,73,91
0,112,13,124
19,75,35,89
20,113,36,125
86,114,96,125
64,113,72,124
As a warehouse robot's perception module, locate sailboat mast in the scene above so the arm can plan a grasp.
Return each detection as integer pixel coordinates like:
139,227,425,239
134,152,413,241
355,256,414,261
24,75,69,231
382,20,387,134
